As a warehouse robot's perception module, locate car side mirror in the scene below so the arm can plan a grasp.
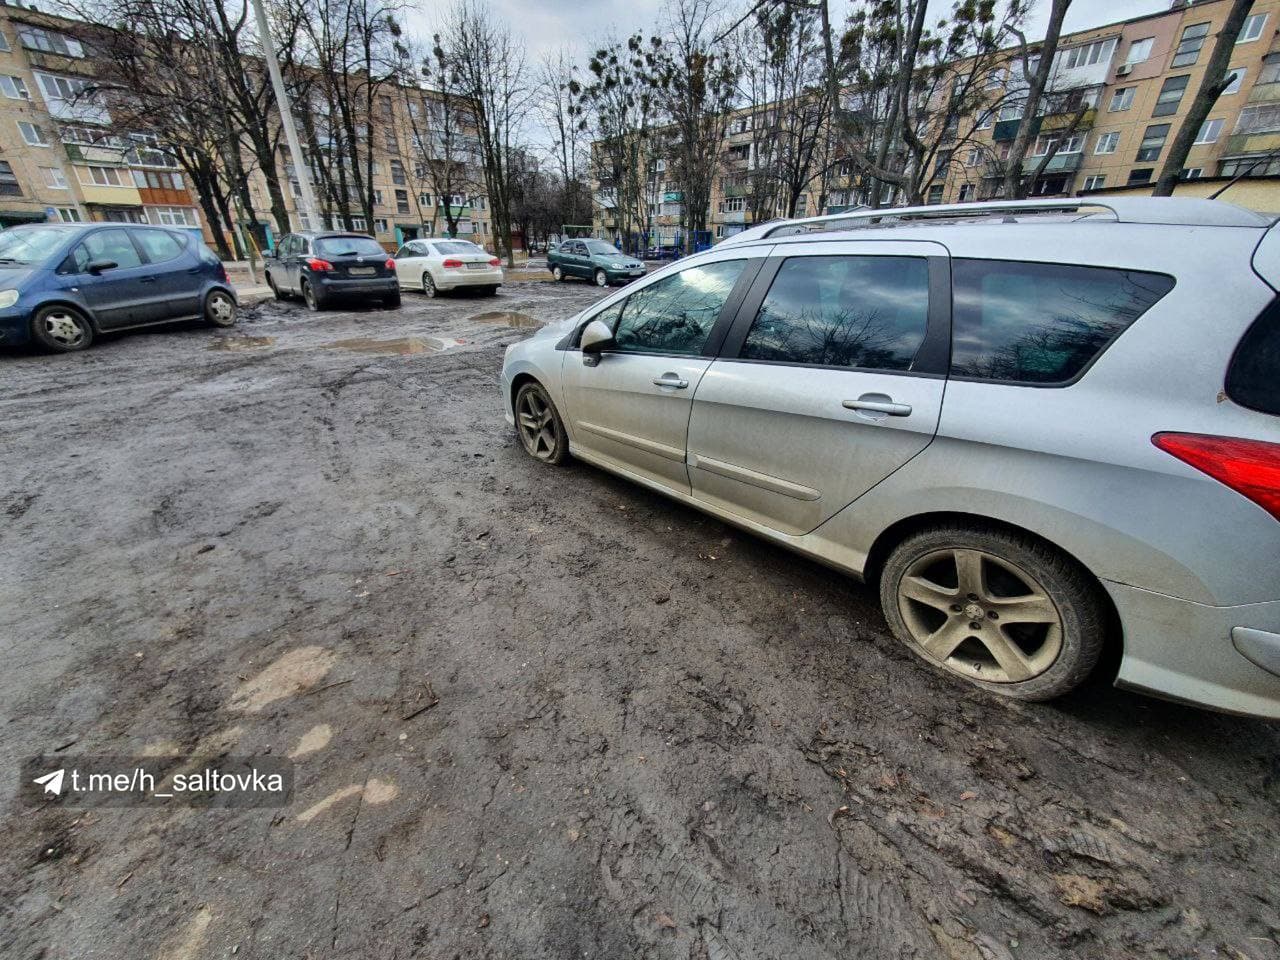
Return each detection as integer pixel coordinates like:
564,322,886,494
580,319,615,365
86,258,118,274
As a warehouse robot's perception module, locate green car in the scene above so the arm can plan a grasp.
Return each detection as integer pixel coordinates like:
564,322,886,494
547,239,647,286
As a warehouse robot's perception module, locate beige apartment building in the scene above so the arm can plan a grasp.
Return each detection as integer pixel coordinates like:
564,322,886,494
929,0,1280,204
0,2,204,233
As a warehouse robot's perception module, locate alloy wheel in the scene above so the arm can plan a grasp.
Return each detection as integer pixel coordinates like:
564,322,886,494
40,310,87,348
552,266,563,281
207,292,235,325
517,389,558,461
594,269,607,287
896,548,1063,683
422,272,436,297
304,282,318,310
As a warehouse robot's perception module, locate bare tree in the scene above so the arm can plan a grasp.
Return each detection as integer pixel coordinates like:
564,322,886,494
538,50,592,231
1003,0,1070,199
438,0,528,265
1155,0,1253,197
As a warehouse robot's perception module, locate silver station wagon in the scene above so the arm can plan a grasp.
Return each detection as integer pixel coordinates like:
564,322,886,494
501,198,1280,718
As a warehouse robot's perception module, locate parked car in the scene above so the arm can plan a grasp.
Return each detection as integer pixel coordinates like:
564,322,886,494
392,238,502,297
502,197,1280,718
547,239,646,286
0,222,236,353
265,231,399,310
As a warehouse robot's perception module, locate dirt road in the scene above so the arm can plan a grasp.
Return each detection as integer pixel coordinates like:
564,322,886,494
2,281,1278,960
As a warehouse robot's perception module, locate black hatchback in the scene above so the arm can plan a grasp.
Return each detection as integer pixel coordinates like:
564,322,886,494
264,231,400,310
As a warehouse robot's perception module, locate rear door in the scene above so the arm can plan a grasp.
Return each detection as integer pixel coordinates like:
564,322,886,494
686,240,950,536
560,252,764,495
130,228,200,320
63,227,154,329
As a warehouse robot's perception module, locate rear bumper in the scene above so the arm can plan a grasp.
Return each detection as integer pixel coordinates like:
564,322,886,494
438,269,503,290
1108,580,1280,719
315,277,398,296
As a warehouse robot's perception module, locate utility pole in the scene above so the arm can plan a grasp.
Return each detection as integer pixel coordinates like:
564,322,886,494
250,0,321,230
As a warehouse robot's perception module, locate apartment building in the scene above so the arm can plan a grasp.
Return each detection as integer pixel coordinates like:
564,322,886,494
0,2,205,233
245,89,493,252
931,0,1280,202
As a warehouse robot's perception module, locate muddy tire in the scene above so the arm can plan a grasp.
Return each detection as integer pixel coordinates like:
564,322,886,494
879,524,1104,701
552,265,564,282
204,290,237,328
514,381,568,466
303,280,326,312
30,304,93,353
594,269,608,287
421,272,437,298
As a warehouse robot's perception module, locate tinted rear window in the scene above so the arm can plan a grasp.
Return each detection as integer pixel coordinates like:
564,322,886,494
951,259,1175,384
740,255,930,371
1226,299,1280,415
314,236,384,257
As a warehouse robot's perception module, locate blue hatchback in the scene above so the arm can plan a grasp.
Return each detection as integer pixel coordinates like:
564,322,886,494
0,223,237,353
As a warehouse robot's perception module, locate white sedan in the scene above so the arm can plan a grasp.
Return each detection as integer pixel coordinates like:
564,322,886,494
392,239,503,297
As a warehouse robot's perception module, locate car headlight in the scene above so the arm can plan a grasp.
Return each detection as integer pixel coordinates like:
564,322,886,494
0,289,18,309
610,262,624,269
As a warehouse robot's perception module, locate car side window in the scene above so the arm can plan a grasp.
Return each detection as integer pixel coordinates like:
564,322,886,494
131,229,185,264
68,229,143,273
611,259,746,356
739,256,930,371
951,259,1175,384
278,236,294,258
394,245,410,259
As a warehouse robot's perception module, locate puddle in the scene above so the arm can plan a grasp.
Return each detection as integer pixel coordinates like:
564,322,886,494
229,647,337,713
467,310,541,329
325,336,436,355
209,336,276,351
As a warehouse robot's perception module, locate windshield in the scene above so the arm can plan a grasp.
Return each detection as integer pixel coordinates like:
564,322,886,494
434,241,484,255
314,235,385,258
585,241,623,256
0,226,79,265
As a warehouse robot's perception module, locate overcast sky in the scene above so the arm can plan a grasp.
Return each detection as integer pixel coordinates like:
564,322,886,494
404,0,1172,62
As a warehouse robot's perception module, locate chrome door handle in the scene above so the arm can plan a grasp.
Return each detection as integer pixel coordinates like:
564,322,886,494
843,396,912,417
652,375,689,389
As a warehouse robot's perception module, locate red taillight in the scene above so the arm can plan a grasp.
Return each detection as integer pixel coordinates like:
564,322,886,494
442,258,463,268
488,257,501,267
307,258,332,272
1153,432,1280,521
385,258,395,269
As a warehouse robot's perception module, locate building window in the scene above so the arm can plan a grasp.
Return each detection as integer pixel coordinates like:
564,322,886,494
0,160,21,196
372,189,383,206
373,218,388,233
151,206,194,226
56,206,81,222
0,29,9,52
1171,22,1210,68
1260,54,1280,86
1182,168,1203,179
926,184,945,205
1238,14,1268,44
1153,75,1190,116
1109,87,1134,112
1125,38,1153,63
41,166,68,189
83,165,127,187
1060,37,1117,70
395,189,410,214
965,147,980,166
958,183,974,202
390,160,406,185
1136,124,1170,162
1235,104,1280,134
976,110,993,130
1060,134,1083,154
18,121,48,146
0,75,29,99
1127,168,1153,185
1195,118,1223,144
18,27,84,57
419,192,432,206
34,72,88,102
1221,154,1280,177
1094,131,1120,154
1082,174,1106,191
1223,68,1246,95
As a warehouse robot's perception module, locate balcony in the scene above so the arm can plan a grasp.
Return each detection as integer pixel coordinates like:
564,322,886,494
1248,82,1280,104
993,116,1040,142
719,210,746,225
723,183,750,199
1021,151,1082,174
1041,107,1096,132
65,142,126,164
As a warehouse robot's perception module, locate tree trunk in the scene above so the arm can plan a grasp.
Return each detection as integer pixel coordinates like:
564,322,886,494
1004,0,1072,200
1154,0,1253,197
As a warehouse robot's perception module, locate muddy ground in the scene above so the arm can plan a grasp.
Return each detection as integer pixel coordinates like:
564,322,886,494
1,278,1279,960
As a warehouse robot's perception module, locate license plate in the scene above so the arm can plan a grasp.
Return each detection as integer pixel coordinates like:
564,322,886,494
630,268,644,276
348,267,376,277
467,262,488,270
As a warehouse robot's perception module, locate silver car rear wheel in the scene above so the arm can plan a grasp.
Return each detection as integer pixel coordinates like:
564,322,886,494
880,525,1104,700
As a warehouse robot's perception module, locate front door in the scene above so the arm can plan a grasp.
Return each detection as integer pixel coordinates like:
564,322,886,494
560,255,758,494
686,241,950,536
64,228,153,329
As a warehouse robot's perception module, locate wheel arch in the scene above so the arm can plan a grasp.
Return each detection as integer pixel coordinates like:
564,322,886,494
863,510,1123,674
30,297,99,333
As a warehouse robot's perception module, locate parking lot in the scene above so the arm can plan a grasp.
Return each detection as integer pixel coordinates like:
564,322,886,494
2,279,1279,960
